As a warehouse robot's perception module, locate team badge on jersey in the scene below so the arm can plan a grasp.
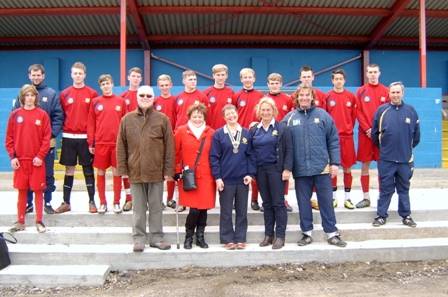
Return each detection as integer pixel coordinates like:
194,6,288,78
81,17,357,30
209,97,216,103
242,137,248,144
405,117,411,124
194,100,200,105
272,130,278,136
282,105,288,111
16,116,24,123
42,97,48,102
177,99,184,106
227,97,232,104
156,105,162,111
97,104,104,111
35,119,41,126
115,105,121,111
364,96,370,102
85,98,91,103
380,96,386,102
67,98,74,104
314,118,320,124
346,101,352,107
329,100,336,107
125,99,130,105
239,100,246,107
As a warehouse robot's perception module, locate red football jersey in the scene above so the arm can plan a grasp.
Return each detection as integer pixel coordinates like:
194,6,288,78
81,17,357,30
356,83,389,132
267,92,293,121
233,89,264,128
174,89,208,129
60,85,98,134
121,90,138,112
154,95,176,130
203,86,235,129
87,95,127,147
5,107,51,161
313,88,327,110
326,89,357,136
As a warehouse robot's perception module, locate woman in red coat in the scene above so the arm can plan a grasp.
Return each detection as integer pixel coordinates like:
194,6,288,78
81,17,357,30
175,103,216,249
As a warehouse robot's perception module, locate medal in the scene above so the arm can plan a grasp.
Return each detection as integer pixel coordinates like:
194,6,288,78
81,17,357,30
226,125,242,154
233,148,239,154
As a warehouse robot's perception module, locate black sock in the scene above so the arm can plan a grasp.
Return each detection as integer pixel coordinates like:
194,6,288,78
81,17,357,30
63,175,74,204
84,174,95,202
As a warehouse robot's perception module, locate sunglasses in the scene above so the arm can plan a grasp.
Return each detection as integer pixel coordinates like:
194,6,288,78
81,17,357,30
138,94,153,98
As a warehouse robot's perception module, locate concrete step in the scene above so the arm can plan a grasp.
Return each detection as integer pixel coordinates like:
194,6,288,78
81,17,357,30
9,238,448,270
2,208,447,227
0,265,110,287
5,221,448,245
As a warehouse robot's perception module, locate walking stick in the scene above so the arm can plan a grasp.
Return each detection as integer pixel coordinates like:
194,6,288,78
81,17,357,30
175,185,180,249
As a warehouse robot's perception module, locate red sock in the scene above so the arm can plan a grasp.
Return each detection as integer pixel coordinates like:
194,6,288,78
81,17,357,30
113,176,122,204
378,176,381,192
97,174,106,204
167,181,175,201
331,176,337,188
17,190,27,224
34,191,43,223
361,175,370,193
122,177,132,202
251,180,258,202
343,172,353,190
283,180,289,195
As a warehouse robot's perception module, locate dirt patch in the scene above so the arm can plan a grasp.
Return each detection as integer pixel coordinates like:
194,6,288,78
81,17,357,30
2,260,448,297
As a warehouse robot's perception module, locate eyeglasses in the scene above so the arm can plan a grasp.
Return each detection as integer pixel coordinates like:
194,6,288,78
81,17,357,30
138,94,153,98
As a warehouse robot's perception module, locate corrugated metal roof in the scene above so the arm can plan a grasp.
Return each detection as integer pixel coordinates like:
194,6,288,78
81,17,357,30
386,17,448,37
0,0,119,9
408,0,448,10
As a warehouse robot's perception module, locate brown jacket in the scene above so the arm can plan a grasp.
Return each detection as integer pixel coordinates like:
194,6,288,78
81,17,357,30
117,107,174,183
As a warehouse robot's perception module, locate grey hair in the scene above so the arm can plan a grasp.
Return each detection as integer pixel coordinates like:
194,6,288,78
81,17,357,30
389,81,405,92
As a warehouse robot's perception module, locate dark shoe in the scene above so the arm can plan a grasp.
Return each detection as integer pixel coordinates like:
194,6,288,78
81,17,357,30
55,202,71,214
297,234,313,246
259,236,274,247
184,228,194,249
356,199,371,208
195,226,209,249
44,204,55,215
272,238,285,250
25,204,33,214
327,235,347,247
372,216,387,227
402,216,417,228
122,200,132,212
89,201,98,213
251,201,260,211
150,241,171,250
166,200,177,209
133,242,145,252
285,200,293,212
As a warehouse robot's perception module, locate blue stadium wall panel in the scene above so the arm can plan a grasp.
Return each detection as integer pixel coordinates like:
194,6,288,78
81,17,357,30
0,87,441,171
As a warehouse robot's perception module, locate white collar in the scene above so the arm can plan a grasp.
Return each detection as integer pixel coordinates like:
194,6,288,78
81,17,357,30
257,118,276,130
223,124,242,134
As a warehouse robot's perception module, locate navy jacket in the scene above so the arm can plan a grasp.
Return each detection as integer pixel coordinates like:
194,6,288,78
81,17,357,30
13,83,64,138
249,121,293,173
210,127,256,185
283,106,340,177
372,101,420,163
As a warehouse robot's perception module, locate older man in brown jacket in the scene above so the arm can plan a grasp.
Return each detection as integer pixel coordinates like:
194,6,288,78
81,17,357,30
117,85,174,252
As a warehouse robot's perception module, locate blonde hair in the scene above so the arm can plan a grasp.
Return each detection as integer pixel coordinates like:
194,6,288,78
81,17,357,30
291,83,315,107
267,73,283,83
19,84,39,106
182,70,196,80
157,74,172,83
239,68,255,79
212,64,228,74
255,97,278,119
72,62,86,73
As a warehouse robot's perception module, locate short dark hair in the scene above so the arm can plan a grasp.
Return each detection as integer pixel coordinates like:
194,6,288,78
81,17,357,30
300,65,313,74
331,69,346,79
128,67,142,75
28,64,45,74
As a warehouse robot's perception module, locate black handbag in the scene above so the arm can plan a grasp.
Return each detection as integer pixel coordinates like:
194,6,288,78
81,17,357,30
182,138,206,191
0,232,17,270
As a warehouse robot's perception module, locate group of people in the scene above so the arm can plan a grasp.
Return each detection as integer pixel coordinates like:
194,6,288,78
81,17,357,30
5,62,420,252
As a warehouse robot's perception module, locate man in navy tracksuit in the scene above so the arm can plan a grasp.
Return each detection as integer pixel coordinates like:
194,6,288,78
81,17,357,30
13,64,64,214
371,82,420,228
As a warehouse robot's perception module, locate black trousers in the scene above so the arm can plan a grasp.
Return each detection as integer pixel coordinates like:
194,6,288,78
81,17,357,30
219,183,249,244
185,208,208,230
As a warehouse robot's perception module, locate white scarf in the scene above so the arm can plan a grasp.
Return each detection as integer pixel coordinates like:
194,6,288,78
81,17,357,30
188,121,206,139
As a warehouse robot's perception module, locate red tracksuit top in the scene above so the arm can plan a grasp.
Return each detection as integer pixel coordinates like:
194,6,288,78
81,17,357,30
356,83,389,133
326,89,357,137
203,85,235,129
5,107,51,161
313,88,327,110
174,89,208,129
233,88,264,128
121,90,138,112
154,95,176,130
87,94,127,147
60,85,98,134
267,92,293,121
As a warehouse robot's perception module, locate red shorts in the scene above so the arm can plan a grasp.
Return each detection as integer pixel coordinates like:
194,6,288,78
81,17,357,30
357,133,379,162
93,144,117,170
339,136,357,168
13,160,46,191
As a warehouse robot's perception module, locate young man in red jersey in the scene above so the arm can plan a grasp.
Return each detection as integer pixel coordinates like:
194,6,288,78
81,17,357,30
6,84,51,233
56,62,98,214
155,74,177,209
233,67,264,211
266,73,294,212
174,70,208,129
87,74,127,214
355,64,389,208
299,66,327,110
204,64,234,130
120,67,143,211
325,69,357,209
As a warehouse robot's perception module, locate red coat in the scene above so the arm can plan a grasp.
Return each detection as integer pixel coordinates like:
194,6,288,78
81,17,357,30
175,125,216,209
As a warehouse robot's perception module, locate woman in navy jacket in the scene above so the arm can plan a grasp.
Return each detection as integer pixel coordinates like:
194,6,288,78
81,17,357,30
210,104,256,250
250,97,293,249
